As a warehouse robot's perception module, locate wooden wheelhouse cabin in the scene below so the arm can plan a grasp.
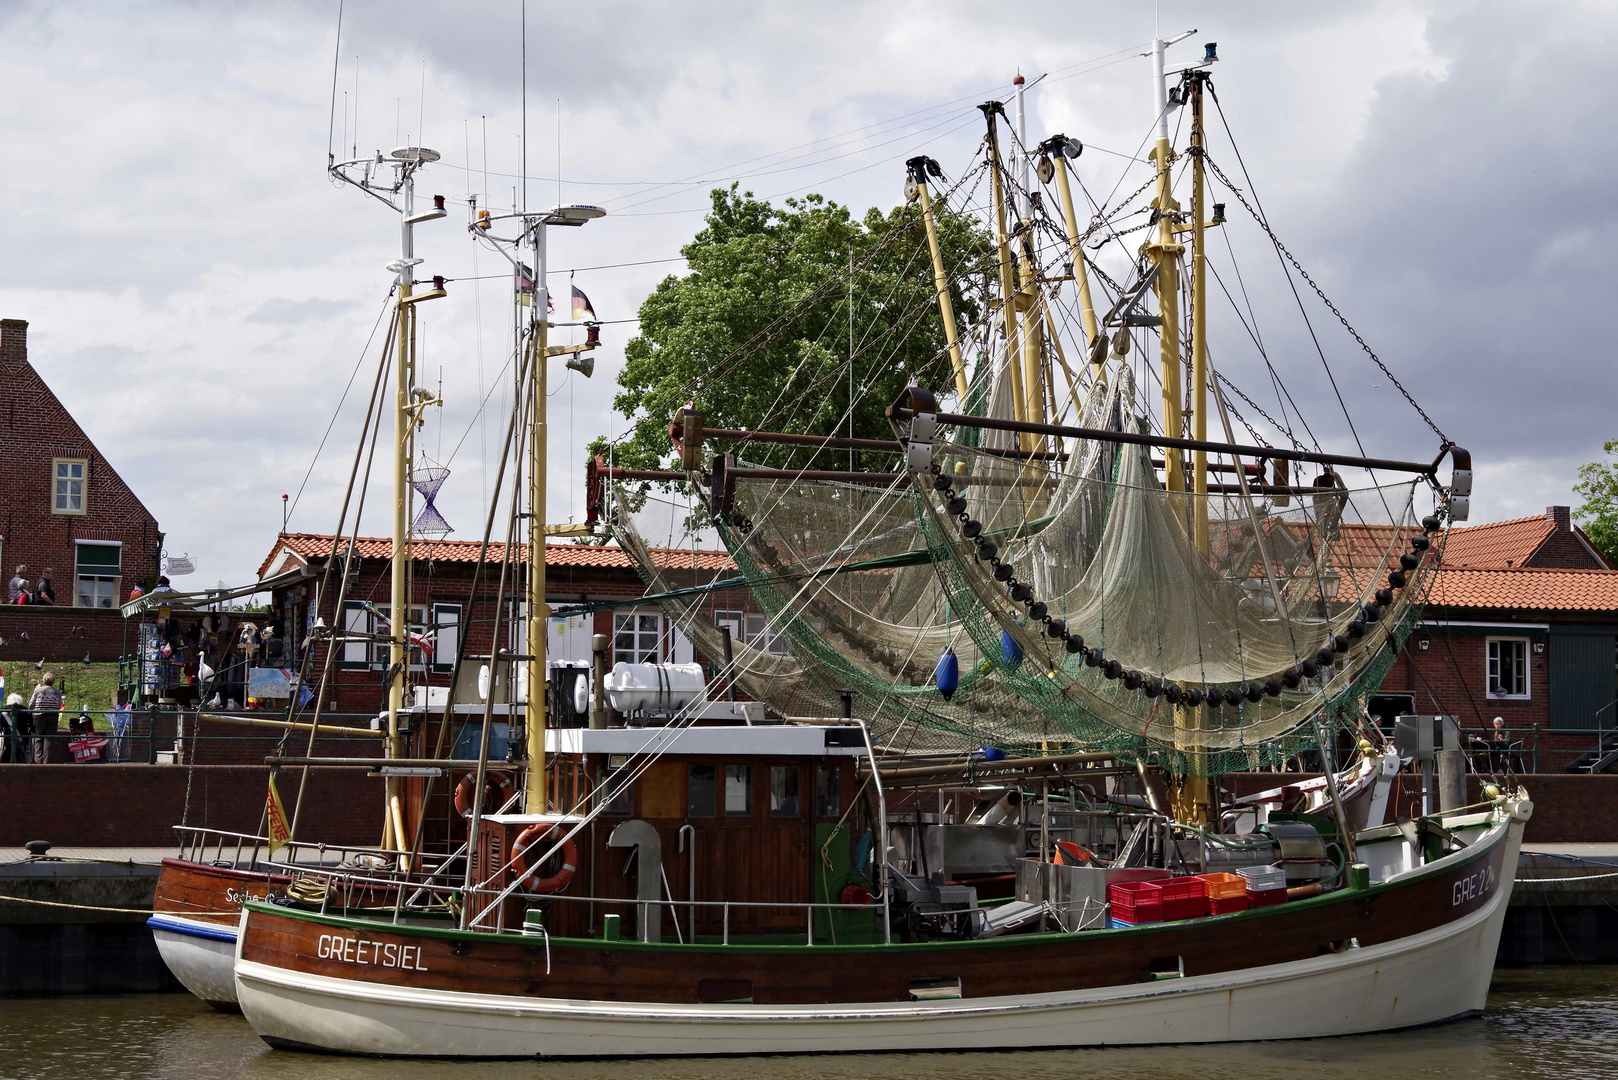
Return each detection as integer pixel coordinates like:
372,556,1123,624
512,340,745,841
466,723,876,942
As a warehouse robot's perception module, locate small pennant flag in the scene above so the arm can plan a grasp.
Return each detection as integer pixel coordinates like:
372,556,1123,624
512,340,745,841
266,772,291,856
571,284,596,321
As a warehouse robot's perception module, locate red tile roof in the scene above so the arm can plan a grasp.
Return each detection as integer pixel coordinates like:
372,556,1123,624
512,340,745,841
258,533,734,578
1436,514,1557,569
1427,566,1618,612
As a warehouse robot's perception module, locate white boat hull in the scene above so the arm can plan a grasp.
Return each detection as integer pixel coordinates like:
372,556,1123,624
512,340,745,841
150,913,239,1009
235,812,1523,1058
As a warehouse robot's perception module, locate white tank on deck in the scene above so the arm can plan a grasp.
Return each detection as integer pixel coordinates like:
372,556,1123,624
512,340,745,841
603,661,706,714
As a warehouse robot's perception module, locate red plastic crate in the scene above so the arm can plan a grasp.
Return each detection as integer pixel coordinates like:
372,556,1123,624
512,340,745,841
1161,895,1210,921
1108,880,1164,923
1209,894,1249,914
1247,887,1287,908
1157,876,1207,903
1198,873,1247,900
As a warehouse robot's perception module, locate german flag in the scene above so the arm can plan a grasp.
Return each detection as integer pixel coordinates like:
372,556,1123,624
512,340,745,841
571,284,596,321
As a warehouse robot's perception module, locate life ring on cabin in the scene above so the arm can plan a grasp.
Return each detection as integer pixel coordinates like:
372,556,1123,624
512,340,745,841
511,823,578,894
454,771,513,818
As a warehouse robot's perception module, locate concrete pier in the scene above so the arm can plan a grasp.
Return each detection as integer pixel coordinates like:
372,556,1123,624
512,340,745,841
0,848,180,995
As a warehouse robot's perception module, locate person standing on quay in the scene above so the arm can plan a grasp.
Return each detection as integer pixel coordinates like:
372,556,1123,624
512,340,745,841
7,565,27,604
29,673,64,763
33,569,56,606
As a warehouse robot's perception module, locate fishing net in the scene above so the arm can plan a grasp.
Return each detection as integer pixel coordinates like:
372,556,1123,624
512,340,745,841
610,480,1071,755
899,361,1438,774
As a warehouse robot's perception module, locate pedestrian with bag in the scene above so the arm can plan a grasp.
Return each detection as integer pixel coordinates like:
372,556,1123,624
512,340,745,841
28,673,64,763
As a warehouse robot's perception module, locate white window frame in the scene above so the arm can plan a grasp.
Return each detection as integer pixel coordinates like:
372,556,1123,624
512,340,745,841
432,603,461,673
1486,637,1530,700
74,540,121,609
53,458,87,515
714,606,790,657
613,610,663,664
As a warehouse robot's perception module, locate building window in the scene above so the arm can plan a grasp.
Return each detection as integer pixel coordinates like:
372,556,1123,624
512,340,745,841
714,607,790,656
1487,638,1529,699
74,541,120,608
53,458,87,515
613,612,662,664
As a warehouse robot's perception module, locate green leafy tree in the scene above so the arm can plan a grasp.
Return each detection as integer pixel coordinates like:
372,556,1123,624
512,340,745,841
1574,439,1618,566
600,184,992,473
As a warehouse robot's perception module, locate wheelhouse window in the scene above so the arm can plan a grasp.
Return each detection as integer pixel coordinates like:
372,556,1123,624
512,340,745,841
74,541,120,608
816,764,840,818
1487,638,1529,699
688,764,716,817
769,765,802,818
724,765,751,817
613,611,662,664
53,458,86,515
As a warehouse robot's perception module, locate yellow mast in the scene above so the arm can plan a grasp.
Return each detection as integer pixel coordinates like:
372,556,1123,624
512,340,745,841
1046,138,1100,353
907,157,969,402
1189,74,1210,556
981,103,1025,433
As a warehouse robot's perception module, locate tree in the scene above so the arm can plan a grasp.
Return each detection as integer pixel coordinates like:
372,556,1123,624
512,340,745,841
599,184,992,473
1573,439,1618,567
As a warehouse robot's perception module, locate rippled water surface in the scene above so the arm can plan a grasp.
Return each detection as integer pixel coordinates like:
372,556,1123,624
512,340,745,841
4,968,1617,1080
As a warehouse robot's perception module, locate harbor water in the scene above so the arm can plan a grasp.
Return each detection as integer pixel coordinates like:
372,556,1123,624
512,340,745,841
2,968,1615,1080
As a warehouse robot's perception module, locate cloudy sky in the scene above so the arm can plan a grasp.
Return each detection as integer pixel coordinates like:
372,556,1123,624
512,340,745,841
2,1,1613,586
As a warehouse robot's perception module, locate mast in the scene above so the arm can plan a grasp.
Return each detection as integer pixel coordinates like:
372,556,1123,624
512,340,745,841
1013,73,1046,432
519,204,605,815
906,157,969,402
524,217,549,814
320,144,450,857
388,176,413,854
1043,136,1100,352
1189,70,1210,556
1147,34,1185,495
980,102,1024,434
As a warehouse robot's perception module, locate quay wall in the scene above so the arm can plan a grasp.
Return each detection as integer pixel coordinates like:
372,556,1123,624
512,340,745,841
0,764,385,848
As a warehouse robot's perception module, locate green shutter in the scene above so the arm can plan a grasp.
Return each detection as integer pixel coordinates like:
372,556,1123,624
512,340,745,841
1549,626,1618,731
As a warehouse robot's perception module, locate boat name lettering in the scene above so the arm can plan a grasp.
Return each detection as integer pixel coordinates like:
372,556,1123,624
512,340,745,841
315,933,428,971
1452,863,1497,906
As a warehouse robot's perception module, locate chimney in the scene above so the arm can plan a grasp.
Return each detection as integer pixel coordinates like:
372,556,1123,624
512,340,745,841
0,318,26,371
1547,506,1571,531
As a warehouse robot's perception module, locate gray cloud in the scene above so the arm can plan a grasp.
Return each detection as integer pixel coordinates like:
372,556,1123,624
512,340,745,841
247,297,357,325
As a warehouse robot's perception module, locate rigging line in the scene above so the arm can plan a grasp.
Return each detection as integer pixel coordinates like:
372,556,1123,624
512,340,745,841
1201,154,1373,474
612,110,992,218
1214,214,1312,450
1204,258,1317,452
286,290,395,523
1207,87,1446,445
594,45,1148,212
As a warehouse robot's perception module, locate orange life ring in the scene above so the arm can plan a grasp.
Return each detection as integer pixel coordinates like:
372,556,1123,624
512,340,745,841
454,771,513,818
511,823,578,894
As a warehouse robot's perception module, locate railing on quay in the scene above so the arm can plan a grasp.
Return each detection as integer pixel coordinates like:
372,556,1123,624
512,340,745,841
0,707,384,765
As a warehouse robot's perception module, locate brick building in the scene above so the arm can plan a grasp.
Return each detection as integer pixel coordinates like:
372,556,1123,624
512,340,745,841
1375,507,1618,770
251,532,731,716
0,318,162,663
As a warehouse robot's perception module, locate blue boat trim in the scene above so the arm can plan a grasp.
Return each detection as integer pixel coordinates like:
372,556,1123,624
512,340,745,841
148,914,238,943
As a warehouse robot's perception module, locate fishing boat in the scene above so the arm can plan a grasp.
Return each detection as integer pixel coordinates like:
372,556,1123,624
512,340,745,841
230,36,1526,1058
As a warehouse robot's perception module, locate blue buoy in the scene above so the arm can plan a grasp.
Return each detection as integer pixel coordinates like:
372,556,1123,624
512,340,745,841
935,648,960,701
980,746,1006,762
1001,629,1023,668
